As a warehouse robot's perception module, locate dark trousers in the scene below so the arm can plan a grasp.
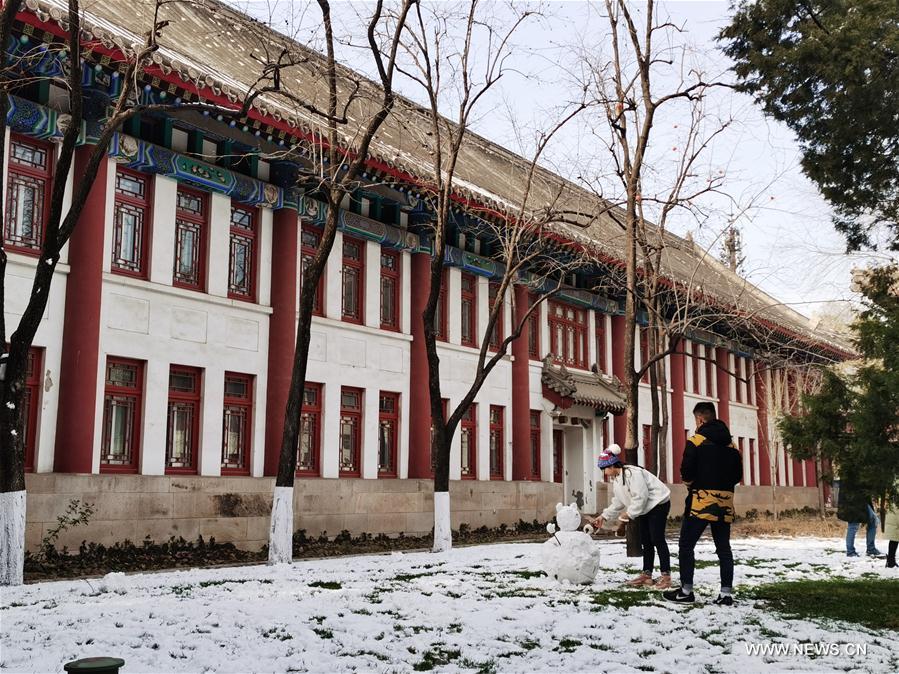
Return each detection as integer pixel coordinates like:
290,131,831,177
679,516,733,589
889,540,898,565
638,499,671,574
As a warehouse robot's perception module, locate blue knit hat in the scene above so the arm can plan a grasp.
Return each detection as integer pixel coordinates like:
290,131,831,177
597,444,623,469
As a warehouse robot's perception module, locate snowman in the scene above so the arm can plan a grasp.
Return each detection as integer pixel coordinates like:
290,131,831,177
540,502,601,584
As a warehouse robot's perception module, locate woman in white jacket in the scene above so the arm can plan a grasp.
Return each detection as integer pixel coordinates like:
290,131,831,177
590,444,672,589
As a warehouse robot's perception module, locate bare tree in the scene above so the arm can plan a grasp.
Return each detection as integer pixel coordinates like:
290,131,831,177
0,0,308,585
395,0,594,552
267,0,414,564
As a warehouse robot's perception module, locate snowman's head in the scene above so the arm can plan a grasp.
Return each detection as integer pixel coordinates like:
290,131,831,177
554,502,582,531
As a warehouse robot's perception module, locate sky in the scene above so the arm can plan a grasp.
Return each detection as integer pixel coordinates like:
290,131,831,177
230,0,895,323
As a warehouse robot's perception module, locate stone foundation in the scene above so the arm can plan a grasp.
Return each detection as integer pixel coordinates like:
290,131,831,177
23,474,564,552
23,474,820,553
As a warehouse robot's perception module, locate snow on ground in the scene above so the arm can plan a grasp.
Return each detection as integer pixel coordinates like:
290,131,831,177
2,537,897,673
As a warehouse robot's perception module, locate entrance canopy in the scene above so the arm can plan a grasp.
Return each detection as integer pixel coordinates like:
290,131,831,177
541,356,626,415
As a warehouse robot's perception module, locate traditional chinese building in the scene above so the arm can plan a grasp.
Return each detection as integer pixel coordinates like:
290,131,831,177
6,0,851,550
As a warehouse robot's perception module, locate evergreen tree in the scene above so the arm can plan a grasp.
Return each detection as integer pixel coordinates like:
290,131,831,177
720,0,899,252
779,266,899,502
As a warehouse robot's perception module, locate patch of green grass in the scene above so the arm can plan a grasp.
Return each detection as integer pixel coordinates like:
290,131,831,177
589,643,612,651
355,650,389,662
413,645,461,671
746,578,899,630
313,627,334,640
261,626,293,641
518,639,540,651
309,580,342,590
504,569,547,579
459,657,497,673
198,578,273,588
589,588,654,609
392,571,437,582
555,638,582,653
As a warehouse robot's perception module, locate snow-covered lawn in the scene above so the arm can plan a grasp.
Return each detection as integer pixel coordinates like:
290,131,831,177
2,537,897,673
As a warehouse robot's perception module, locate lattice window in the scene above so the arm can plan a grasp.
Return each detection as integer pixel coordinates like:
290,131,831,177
461,273,477,347
101,358,142,472
341,237,364,323
165,366,201,472
298,383,322,475
548,301,588,369
488,283,504,350
173,188,207,290
222,373,253,473
378,392,399,477
460,404,477,478
380,250,400,330
228,204,256,300
4,136,51,253
529,411,541,479
489,405,504,479
339,387,362,475
112,169,151,276
301,227,324,315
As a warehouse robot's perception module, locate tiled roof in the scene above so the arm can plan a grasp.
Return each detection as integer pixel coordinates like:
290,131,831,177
24,0,853,358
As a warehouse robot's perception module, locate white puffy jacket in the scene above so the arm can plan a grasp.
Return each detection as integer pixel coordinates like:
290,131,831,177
601,465,671,521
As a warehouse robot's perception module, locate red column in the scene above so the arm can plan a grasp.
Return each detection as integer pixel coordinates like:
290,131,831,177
55,149,109,473
264,208,298,476
756,372,771,486
408,252,432,478
715,348,730,426
804,460,816,487
610,314,627,446
511,284,531,480
670,348,685,483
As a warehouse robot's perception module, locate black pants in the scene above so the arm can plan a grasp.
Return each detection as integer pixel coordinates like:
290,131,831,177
889,540,898,565
638,499,671,574
679,516,733,588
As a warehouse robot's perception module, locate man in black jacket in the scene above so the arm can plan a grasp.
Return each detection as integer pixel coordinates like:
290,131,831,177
663,401,742,605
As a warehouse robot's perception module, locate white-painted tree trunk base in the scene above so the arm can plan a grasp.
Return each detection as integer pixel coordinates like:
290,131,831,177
1,490,26,586
432,491,452,553
268,486,293,565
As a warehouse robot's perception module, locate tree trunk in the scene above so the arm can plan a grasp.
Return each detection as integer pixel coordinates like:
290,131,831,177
268,202,339,564
1,357,29,585
622,204,642,557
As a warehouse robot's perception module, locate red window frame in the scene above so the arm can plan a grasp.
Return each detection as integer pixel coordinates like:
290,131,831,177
341,236,365,324
460,403,477,479
691,343,702,394
434,269,448,342
112,168,152,278
460,272,478,347
640,328,651,384
529,410,541,479
527,293,540,360
339,386,363,476
430,397,448,475
165,365,202,474
548,301,588,369
301,225,325,316
100,356,143,474
489,405,505,479
5,134,53,255
228,203,258,302
488,282,504,351
378,391,399,478
595,316,607,374
749,437,756,486
380,249,401,331
552,429,564,483
221,372,253,475
23,348,43,473
297,383,322,476
642,424,654,473
173,187,208,291
706,347,716,398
